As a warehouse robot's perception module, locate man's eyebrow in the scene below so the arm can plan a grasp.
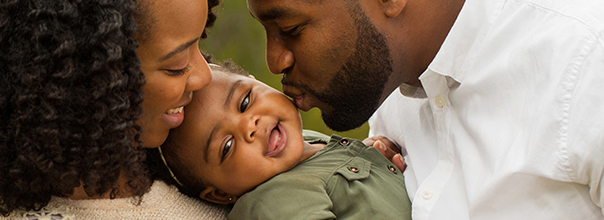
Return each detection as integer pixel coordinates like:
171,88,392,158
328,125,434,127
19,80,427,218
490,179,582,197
225,80,243,108
157,36,201,62
253,7,297,22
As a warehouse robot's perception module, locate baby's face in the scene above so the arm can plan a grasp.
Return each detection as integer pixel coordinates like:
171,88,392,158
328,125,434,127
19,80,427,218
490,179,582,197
169,69,305,197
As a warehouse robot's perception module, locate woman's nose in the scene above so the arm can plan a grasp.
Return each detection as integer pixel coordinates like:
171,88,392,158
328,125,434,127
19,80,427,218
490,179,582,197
185,48,212,91
266,33,294,75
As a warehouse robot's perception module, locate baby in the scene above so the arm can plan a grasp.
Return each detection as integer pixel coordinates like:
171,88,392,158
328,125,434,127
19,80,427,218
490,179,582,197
158,61,412,219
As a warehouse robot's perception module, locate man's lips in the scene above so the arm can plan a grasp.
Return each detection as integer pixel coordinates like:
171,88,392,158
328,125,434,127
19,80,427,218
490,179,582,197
292,95,308,111
266,123,287,157
282,85,312,111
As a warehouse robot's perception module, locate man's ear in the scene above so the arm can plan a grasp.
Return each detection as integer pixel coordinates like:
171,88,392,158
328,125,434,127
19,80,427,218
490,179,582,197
382,0,407,18
199,186,238,204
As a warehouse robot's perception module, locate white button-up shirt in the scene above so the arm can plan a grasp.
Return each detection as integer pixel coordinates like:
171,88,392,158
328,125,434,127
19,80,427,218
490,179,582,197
368,0,604,219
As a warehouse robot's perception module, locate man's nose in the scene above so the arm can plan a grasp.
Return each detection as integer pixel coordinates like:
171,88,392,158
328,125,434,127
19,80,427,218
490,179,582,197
266,33,294,75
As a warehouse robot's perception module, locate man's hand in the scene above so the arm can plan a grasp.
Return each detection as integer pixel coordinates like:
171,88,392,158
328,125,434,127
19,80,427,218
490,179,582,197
363,136,406,172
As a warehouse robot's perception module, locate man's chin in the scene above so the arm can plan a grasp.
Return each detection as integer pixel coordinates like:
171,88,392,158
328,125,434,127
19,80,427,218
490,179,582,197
321,109,371,132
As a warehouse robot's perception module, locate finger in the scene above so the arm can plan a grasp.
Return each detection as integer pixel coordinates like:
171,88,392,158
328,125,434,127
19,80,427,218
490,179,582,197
374,140,397,161
372,140,386,153
362,137,378,146
379,138,401,154
392,154,407,172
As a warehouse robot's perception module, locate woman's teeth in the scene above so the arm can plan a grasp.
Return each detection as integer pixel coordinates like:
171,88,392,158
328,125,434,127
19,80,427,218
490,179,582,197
166,106,184,114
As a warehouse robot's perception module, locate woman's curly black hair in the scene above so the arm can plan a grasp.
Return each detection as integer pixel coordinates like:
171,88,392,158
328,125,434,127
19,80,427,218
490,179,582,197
205,0,220,39
0,0,221,216
0,0,148,216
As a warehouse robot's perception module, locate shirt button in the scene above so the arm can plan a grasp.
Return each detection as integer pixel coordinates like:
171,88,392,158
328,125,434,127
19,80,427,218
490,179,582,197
422,190,433,199
348,166,359,173
387,165,398,174
435,95,446,107
339,139,350,146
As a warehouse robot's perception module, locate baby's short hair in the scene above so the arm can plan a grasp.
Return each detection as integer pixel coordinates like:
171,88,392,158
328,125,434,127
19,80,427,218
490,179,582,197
209,59,250,77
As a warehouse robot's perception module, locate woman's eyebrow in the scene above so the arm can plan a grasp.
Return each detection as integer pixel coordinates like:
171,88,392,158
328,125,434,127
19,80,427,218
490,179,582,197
157,35,202,62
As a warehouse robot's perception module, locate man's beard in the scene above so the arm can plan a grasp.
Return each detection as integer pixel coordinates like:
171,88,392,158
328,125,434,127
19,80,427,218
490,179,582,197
314,5,393,132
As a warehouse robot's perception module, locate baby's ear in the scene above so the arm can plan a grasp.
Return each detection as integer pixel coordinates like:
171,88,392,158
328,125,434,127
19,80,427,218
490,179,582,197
200,186,238,204
248,74,256,80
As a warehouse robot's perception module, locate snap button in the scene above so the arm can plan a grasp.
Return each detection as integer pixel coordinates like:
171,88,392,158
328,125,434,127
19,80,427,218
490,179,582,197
435,95,446,108
422,190,433,199
387,165,397,174
348,166,359,173
339,139,349,146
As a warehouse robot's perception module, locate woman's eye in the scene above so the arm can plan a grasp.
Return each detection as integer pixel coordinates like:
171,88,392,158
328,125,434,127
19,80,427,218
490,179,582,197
166,65,189,76
221,139,233,162
239,92,250,112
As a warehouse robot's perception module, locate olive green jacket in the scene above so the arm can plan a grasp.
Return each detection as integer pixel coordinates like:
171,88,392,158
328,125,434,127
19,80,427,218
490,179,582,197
228,130,411,220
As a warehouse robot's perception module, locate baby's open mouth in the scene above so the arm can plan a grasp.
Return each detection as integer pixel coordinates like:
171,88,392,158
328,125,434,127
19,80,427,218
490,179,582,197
266,123,286,156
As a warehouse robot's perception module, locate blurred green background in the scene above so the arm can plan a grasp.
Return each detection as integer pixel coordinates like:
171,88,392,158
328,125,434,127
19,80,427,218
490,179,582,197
199,0,369,140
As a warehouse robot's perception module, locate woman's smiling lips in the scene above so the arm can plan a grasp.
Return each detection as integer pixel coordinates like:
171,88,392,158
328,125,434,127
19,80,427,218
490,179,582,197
162,92,193,128
162,106,185,128
266,123,287,157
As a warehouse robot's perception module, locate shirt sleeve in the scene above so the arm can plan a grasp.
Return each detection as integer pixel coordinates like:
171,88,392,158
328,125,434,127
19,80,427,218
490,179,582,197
227,174,336,220
564,32,604,215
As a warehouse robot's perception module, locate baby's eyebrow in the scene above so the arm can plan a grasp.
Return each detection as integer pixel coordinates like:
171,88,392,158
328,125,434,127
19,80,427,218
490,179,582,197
225,80,243,108
203,79,243,163
205,79,243,163
205,125,219,163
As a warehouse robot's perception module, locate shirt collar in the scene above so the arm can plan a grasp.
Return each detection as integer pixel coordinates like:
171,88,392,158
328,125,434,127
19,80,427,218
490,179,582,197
399,0,506,98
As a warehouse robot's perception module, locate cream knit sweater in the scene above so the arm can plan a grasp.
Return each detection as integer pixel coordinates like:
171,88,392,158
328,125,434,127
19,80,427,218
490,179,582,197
4,181,227,220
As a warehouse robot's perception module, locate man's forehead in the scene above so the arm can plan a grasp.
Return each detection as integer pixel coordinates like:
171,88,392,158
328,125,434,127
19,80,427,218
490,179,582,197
253,6,298,21
248,0,320,21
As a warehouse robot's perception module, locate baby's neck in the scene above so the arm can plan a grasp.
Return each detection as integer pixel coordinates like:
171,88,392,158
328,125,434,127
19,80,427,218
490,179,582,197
298,141,326,163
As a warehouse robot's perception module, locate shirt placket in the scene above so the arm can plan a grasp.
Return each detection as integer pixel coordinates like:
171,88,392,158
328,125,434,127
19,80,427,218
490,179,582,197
413,70,455,219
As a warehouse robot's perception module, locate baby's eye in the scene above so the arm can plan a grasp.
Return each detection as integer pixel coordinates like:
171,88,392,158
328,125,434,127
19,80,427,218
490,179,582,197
240,91,250,112
221,139,233,162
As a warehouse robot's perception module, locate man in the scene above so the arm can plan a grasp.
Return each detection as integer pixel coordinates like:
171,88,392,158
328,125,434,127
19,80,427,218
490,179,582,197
247,0,604,219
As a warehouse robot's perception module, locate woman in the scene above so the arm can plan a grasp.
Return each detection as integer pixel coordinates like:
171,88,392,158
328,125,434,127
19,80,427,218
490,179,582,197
0,0,225,219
